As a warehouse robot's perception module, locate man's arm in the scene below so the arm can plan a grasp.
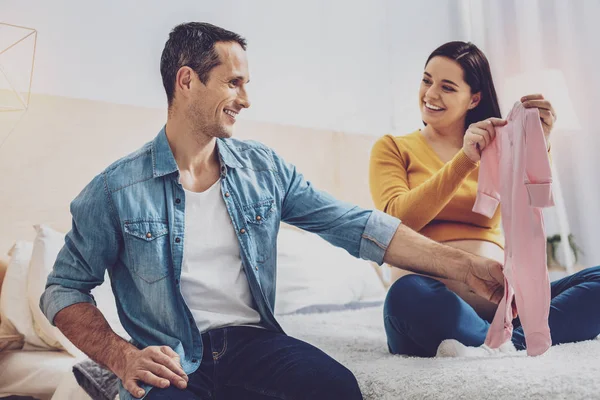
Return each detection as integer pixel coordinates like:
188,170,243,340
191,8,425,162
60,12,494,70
383,224,470,281
383,224,505,304
55,303,188,398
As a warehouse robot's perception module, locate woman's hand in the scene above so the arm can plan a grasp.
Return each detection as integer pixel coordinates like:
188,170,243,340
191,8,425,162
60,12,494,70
463,118,507,163
521,94,555,148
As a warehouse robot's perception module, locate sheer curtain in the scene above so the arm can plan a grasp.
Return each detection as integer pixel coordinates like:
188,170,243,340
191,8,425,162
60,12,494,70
389,0,599,268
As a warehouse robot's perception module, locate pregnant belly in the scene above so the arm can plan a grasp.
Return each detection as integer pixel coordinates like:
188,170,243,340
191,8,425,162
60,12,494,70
443,239,504,263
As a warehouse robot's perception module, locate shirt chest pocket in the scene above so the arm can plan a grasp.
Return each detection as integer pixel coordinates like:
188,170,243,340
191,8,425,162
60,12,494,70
124,220,171,283
242,200,277,263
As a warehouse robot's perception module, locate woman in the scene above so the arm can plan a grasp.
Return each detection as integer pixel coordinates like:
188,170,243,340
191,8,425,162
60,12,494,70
369,41,600,357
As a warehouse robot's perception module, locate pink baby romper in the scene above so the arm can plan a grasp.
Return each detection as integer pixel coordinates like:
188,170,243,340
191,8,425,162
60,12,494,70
473,101,554,356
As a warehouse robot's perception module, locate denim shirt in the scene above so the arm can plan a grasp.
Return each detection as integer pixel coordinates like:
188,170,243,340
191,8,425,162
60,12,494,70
40,127,401,399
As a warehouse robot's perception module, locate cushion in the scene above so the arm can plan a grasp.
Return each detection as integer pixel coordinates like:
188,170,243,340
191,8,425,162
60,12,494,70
0,252,25,350
274,226,385,315
0,240,48,350
0,349,79,399
27,224,74,352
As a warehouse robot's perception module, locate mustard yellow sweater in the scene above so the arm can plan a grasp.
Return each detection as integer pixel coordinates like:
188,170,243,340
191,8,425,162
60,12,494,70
369,130,504,248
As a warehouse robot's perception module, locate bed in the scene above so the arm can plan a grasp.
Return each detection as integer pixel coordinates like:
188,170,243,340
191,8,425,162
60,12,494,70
1,93,599,400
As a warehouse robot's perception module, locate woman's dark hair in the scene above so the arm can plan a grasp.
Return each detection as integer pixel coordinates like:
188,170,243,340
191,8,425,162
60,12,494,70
426,41,501,127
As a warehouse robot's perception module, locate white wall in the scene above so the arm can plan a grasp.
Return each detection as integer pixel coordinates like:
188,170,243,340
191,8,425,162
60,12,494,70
1,0,468,135
1,0,386,134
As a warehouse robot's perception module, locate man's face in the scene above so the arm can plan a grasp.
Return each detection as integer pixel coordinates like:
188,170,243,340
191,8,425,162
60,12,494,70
185,41,251,139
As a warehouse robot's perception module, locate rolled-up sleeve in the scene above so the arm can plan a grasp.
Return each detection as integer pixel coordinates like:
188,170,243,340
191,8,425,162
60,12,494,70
359,210,401,265
40,172,121,326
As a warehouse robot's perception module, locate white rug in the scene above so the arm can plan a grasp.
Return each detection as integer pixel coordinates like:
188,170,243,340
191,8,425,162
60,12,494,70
279,305,600,400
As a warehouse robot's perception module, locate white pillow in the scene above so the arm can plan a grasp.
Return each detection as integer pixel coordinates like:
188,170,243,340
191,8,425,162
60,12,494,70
0,241,42,350
274,226,385,315
28,224,127,358
28,225,74,352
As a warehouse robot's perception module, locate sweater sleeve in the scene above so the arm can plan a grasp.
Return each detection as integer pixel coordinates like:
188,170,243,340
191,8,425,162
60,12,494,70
369,134,478,232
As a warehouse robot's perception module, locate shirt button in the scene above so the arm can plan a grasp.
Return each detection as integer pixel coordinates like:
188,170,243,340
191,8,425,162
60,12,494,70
255,215,261,221
175,198,181,204
225,192,230,198
240,228,246,234
175,237,181,243
255,266,259,271
146,232,152,239
192,359,198,363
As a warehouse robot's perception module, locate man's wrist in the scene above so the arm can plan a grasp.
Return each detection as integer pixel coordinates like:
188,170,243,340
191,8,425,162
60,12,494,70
110,341,138,379
448,251,474,284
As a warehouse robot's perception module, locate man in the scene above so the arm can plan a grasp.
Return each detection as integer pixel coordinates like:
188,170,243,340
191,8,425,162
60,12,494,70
41,22,504,400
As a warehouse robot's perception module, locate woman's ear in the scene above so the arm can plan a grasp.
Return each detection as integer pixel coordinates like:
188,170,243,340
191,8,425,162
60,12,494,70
469,92,481,110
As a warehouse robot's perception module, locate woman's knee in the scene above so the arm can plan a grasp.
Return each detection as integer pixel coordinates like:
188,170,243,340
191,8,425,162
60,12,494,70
581,265,600,281
568,265,600,284
384,274,443,318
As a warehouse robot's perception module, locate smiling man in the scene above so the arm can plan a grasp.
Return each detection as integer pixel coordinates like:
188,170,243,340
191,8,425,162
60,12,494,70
41,22,507,400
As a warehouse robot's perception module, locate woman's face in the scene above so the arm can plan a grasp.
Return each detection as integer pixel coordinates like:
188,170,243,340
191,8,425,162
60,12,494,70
419,56,480,130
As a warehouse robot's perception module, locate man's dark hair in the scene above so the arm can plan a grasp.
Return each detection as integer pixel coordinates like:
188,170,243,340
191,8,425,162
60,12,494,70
160,22,247,106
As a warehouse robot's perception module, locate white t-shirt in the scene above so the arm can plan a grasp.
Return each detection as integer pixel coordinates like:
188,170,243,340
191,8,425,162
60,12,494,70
179,180,261,333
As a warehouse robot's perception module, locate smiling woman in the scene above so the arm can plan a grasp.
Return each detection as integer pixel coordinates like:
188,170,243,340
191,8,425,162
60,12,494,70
369,40,600,359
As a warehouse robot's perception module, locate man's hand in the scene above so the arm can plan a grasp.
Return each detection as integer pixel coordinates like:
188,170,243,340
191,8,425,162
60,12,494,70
115,345,189,398
463,257,505,305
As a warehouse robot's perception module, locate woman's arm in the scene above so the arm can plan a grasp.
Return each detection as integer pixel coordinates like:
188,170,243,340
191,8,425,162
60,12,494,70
369,135,477,231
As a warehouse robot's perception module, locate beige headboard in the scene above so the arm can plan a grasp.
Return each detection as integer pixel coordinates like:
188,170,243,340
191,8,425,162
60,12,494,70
0,93,379,255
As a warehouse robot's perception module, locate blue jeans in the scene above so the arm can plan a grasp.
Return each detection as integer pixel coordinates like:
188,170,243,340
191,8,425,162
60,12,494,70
384,266,600,357
146,326,362,399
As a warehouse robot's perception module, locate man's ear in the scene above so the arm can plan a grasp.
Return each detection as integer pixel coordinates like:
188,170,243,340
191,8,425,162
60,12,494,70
175,67,194,99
